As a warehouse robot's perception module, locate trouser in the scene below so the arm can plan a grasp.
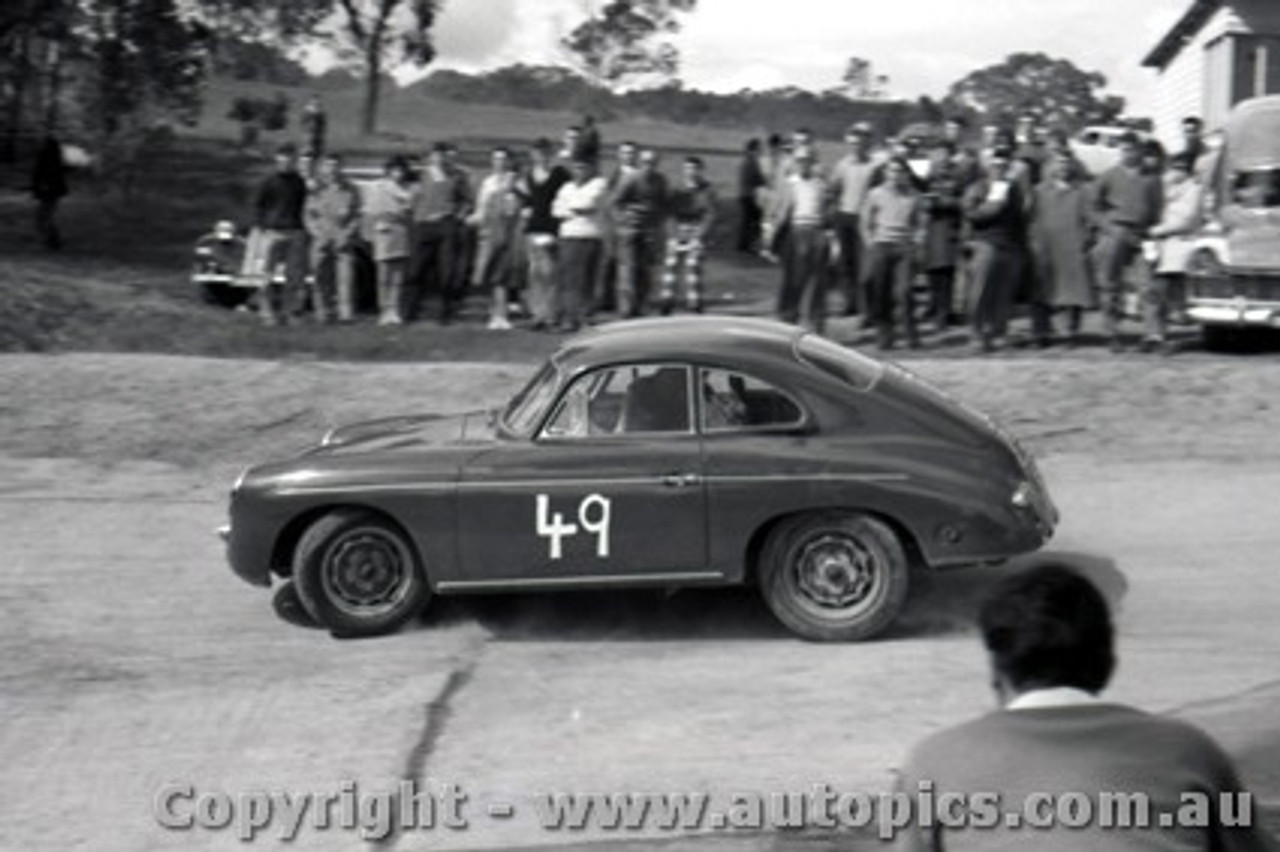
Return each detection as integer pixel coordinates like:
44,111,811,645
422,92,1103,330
834,212,865,315
867,242,918,347
525,235,558,326
614,226,657,317
737,196,762,253
309,239,357,321
1091,227,1146,336
660,235,706,312
257,228,309,324
777,225,828,333
557,237,602,329
35,197,62,249
1144,273,1176,341
377,259,407,321
473,231,515,297
596,223,617,313
968,240,1021,344
927,268,955,328
409,219,459,322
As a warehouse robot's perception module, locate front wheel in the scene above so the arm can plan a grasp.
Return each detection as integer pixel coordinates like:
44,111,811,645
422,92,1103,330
759,511,910,642
293,510,431,637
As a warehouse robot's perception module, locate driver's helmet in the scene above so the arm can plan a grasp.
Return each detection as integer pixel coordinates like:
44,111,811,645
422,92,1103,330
213,220,237,241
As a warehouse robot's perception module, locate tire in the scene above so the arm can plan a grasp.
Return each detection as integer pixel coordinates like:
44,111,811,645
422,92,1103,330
758,511,910,642
200,281,251,309
292,509,431,637
1200,324,1236,352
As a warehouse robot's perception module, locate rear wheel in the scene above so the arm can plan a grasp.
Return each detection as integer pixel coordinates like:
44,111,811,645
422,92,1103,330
759,511,910,642
293,510,430,637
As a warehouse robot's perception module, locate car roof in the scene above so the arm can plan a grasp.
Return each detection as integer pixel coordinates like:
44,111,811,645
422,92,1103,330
553,317,807,374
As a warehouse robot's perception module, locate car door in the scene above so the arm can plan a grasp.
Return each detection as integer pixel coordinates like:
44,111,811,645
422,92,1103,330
452,363,711,587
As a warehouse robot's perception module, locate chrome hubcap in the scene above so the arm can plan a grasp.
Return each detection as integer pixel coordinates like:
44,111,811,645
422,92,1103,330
794,533,878,610
322,528,413,617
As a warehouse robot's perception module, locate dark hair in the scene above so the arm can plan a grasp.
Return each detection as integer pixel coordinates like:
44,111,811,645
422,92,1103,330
684,155,704,168
746,138,761,153
767,132,784,149
979,565,1115,694
384,154,410,173
430,141,449,154
532,137,553,152
276,142,297,156
1116,130,1141,148
1182,116,1204,130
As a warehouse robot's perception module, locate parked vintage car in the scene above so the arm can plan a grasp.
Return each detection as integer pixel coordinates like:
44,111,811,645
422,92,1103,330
219,317,1057,641
1184,95,1280,347
1068,125,1151,177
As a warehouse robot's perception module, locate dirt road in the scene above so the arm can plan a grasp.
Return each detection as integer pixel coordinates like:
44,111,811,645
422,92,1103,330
1,354,1277,851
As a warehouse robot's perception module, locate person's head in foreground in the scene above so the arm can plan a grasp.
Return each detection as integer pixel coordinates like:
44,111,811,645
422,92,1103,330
979,564,1113,707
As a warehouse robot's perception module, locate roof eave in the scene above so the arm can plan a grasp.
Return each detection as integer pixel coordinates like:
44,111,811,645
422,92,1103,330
1142,0,1221,70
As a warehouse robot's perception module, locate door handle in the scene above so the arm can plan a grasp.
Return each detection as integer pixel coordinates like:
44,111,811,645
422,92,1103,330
661,472,701,488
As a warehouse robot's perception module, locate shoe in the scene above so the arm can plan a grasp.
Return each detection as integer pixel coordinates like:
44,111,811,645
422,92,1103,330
487,315,513,331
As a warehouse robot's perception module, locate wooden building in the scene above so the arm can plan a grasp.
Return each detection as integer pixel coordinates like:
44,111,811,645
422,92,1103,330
1143,0,1280,147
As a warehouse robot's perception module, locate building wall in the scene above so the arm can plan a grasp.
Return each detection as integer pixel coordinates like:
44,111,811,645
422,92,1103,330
1151,6,1243,149
1150,0,1280,149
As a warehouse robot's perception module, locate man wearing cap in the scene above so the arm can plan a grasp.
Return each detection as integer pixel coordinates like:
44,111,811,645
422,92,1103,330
828,122,878,317
766,145,834,333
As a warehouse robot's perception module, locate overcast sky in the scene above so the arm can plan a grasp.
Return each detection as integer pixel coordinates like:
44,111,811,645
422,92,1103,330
427,0,1192,116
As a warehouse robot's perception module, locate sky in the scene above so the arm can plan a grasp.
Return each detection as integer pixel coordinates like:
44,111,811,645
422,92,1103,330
425,0,1194,117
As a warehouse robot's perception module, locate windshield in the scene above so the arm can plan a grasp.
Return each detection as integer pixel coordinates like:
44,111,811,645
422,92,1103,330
1229,168,1280,209
501,361,561,436
795,334,884,392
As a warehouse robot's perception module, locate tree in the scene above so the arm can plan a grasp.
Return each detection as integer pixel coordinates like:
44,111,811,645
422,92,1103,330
841,56,888,100
562,0,697,91
194,0,441,135
321,0,442,134
942,51,1124,133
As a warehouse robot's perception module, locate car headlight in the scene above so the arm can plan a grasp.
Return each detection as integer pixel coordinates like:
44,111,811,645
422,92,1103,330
1011,481,1033,509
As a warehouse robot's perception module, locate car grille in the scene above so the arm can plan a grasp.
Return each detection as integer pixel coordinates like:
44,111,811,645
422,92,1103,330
1187,275,1280,303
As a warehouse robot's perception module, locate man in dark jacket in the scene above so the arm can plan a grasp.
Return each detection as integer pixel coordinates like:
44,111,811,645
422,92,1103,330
253,142,310,326
737,138,766,253
962,144,1029,353
32,135,68,250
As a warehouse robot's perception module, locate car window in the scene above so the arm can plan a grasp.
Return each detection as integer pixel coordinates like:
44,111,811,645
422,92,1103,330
795,334,884,392
503,361,560,436
699,368,804,432
1231,168,1280,208
542,364,692,438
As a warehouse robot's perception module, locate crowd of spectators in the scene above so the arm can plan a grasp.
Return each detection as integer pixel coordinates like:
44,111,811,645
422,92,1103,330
225,100,1210,354
237,110,717,333
751,114,1211,354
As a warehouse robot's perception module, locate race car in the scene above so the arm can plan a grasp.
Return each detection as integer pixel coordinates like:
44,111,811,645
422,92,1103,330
219,317,1057,641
